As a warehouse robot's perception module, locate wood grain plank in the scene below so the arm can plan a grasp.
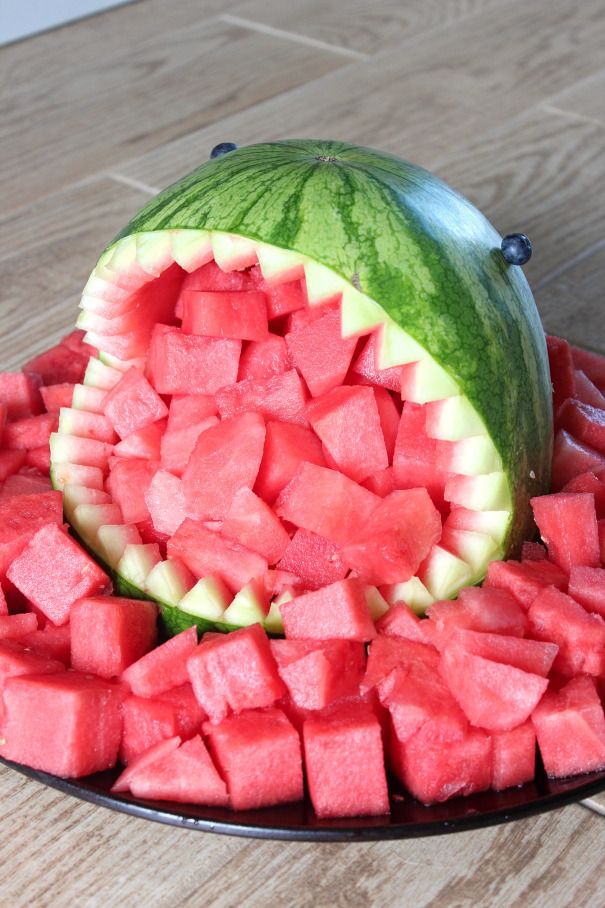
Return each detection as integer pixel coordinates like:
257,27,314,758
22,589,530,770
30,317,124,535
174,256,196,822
114,0,605,194
0,178,149,370
545,69,605,125
224,0,515,56
0,9,348,216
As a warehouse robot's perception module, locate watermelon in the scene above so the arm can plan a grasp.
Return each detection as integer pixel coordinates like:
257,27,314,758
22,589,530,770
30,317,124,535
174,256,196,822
70,596,158,679
119,686,205,764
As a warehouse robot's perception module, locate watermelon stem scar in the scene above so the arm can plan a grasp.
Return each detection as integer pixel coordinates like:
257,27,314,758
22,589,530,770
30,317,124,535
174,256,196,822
49,140,552,636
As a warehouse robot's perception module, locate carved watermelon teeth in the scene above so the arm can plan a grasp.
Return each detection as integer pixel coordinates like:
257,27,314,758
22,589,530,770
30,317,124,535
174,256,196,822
52,228,520,629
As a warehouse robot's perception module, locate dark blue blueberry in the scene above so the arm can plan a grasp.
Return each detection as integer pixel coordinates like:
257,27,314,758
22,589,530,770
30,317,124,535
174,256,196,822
501,233,533,266
210,142,238,159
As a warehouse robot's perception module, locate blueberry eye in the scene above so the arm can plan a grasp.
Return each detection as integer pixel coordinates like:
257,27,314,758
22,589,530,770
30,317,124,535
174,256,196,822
210,142,238,159
501,233,532,266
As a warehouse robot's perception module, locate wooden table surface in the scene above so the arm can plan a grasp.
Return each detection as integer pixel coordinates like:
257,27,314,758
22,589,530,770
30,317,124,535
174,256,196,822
2,1,605,904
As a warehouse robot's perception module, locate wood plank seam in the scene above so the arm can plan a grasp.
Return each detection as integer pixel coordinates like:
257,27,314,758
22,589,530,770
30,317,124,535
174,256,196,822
106,172,162,196
219,13,369,59
541,103,605,131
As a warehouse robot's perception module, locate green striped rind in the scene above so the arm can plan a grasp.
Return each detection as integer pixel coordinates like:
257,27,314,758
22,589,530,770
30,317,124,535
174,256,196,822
110,140,552,550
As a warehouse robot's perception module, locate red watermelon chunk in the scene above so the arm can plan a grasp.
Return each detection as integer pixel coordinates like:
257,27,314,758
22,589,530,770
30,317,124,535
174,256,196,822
532,676,605,778
168,520,267,591
303,702,389,817
276,529,347,591
562,472,605,518
388,722,492,805
238,334,290,381
341,489,441,585
375,603,432,643
121,626,198,697
574,370,605,409
392,402,450,512
118,734,229,805
531,492,600,571
306,386,388,483
167,394,217,428
216,369,308,427
2,413,58,450
103,367,168,439
570,346,605,393
7,523,110,626
0,490,63,578
285,308,357,397
439,636,549,732
160,415,218,475
527,586,605,676
350,333,401,392
23,343,89,386
70,596,158,679
0,671,124,777
180,259,254,295
0,450,27,483
40,383,76,412
182,412,266,520
112,736,181,792
252,270,306,319
0,372,43,419
181,290,268,341
119,685,205,764
280,579,376,642
187,625,285,722
444,629,558,677
205,706,303,810
363,636,439,694
491,721,536,791
0,640,65,704
426,587,527,649
521,541,548,562
362,466,396,497
275,462,380,547
270,638,365,710
25,446,51,473
148,325,241,395
373,387,400,462
546,335,576,415
254,421,325,505
557,399,605,455
0,613,38,641
106,458,156,524
551,430,605,491
221,487,290,565
19,624,71,663
114,420,166,460
484,558,568,610
145,470,186,536
568,566,605,619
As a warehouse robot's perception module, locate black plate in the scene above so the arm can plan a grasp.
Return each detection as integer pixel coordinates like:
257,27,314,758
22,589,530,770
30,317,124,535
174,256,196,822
3,755,605,841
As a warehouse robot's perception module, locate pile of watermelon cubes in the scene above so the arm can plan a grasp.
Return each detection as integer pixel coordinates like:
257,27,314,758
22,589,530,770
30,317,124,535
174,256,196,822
3,310,605,815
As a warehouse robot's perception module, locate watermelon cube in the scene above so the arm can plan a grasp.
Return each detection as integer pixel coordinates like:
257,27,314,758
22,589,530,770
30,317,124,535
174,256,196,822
187,624,285,721
103,367,168,439
257,275,306,319
388,722,492,805
0,640,65,705
303,702,389,817
0,372,43,419
491,721,536,791
160,415,218,475
0,450,27,483
306,386,388,483
117,735,229,805
443,629,558,676
527,586,605,676
341,489,441,585
557,399,605,455
23,342,89,386
350,333,401,392
182,412,266,520
20,624,71,664
145,470,186,536
40,383,76,412
0,490,63,578
532,676,605,778
285,308,357,397
238,334,290,381
574,370,605,410
106,458,156,524
280,579,376,642
276,529,347,591
270,638,365,710
181,289,268,341
254,421,325,505
426,587,527,649
119,684,205,764
167,394,218,429
275,462,379,547
70,596,158,679
179,259,254,296
546,335,576,415
363,636,439,692
484,558,568,610
439,635,549,732
521,541,548,562
0,671,124,777
551,430,605,491
204,707,303,810
148,325,241,395
221,487,290,565
375,602,432,642
362,466,396,497
0,613,38,641
570,346,605,393
216,369,308,426
121,626,198,697
568,566,605,619
168,520,268,592
7,523,110,626
392,402,451,512
3,413,58,450
562,472,605,518
25,446,51,473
